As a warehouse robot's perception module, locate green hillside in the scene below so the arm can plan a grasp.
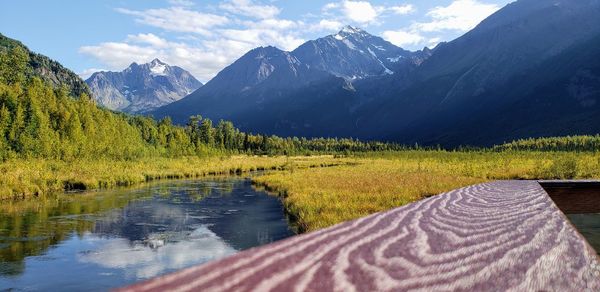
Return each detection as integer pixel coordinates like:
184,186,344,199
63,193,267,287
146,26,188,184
0,33,91,97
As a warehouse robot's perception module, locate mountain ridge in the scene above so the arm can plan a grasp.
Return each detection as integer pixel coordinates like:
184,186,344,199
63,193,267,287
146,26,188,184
86,59,202,113
0,33,91,97
154,0,600,146
152,26,427,126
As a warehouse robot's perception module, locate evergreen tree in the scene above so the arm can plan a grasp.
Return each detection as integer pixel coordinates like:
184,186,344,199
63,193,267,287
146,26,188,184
199,118,214,147
0,46,28,85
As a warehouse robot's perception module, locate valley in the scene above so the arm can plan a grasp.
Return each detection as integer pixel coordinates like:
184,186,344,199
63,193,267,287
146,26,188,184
1,0,600,290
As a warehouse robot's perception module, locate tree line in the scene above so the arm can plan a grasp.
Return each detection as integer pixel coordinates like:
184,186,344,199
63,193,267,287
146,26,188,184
0,46,408,161
495,135,600,152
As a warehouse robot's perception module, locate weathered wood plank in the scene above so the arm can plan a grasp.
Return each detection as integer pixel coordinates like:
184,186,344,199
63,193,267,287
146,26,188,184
540,180,600,214
119,181,600,291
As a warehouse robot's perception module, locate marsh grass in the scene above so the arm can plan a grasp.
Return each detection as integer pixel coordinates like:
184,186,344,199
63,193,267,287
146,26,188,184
254,150,600,232
4,150,599,232
0,155,350,200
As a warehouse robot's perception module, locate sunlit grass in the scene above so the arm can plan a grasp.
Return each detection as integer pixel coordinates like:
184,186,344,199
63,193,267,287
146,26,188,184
0,155,349,200
4,150,600,232
254,151,600,232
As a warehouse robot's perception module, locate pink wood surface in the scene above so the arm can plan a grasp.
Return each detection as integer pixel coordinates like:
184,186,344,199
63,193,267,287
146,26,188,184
119,181,600,291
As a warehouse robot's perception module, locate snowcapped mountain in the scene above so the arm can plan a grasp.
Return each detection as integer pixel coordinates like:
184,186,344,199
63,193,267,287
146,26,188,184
86,59,202,113
154,0,600,147
292,26,426,80
170,25,427,99
152,26,429,126
199,46,323,95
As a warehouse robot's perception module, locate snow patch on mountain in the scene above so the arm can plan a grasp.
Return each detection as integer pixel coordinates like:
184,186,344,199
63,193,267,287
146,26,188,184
342,39,357,50
150,63,167,76
86,59,202,113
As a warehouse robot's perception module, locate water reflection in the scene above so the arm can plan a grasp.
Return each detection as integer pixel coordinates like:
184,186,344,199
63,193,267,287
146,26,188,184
78,226,236,279
567,213,600,254
0,178,293,291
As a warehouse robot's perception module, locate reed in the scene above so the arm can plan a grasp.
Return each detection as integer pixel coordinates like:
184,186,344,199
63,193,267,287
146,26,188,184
254,150,600,232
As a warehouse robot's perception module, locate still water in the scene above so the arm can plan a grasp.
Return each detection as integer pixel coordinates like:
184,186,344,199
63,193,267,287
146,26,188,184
567,213,600,254
0,178,294,291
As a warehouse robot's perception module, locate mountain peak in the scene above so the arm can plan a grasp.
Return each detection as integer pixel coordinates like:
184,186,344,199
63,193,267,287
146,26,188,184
340,25,364,34
254,45,283,53
332,25,370,41
149,59,168,76
86,59,202,113
150,58,165,65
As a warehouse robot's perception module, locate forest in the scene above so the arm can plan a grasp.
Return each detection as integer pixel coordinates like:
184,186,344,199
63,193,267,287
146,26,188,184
1,44,600,203
0,45,409,162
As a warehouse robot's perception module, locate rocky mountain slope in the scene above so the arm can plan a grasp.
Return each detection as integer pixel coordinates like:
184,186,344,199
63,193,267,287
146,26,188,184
0,33,91,97
154,0,600,146
153,26,428,128
357,0,600,145
86,59,202,113
292,26,428,80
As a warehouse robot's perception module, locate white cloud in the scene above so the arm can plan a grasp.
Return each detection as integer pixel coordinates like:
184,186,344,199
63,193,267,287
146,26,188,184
380,0,500,49
79,38,235,82
389,4,415,15
79,42,159,69
382,30,425,47
312,19,343,32
82,1,318,82
341,1,379,24
116,7,229,36
79,24,305,82
323,2,340,11
413,0,499,32
167,0,195,7
428,37,442,48
78,68,108,79
321,1,415,26
126,33,169,48
219,0,280,19
82,1,430,82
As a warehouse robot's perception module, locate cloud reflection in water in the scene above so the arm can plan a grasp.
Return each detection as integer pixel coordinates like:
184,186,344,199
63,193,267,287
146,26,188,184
78,225,237,279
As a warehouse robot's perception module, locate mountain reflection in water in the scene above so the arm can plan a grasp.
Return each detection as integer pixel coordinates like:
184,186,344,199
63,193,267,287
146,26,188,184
0,178,294,291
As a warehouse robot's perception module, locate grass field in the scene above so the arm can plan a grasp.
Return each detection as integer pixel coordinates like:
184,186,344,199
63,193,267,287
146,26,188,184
3,150,598,232
0,155,348,200
253,150,600,232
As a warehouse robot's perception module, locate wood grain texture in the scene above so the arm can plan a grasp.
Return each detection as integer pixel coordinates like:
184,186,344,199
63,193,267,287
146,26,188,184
119,181,600,291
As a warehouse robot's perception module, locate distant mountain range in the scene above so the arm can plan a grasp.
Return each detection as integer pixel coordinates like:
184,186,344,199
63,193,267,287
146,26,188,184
86,59,202,113
152,25,431,135
0,33,91,98
153,0,600,146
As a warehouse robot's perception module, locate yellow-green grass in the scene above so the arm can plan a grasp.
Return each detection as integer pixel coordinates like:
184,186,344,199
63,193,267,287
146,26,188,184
0,155,350,200
253,151,600,232
4,150,600,232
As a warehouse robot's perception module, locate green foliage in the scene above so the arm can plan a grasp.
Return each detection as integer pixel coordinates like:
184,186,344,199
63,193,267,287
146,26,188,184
545,156,579,179
0,35,416,162
0,33,91,97
496,135,600,152
0,46,28,85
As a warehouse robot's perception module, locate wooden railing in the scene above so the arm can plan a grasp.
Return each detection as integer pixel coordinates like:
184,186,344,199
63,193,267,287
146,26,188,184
119,181,600,291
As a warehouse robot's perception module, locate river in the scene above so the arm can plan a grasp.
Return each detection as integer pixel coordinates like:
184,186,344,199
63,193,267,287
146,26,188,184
0,178,294,291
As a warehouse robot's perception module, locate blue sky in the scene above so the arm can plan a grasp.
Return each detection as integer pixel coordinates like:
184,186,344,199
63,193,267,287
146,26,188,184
1,0,513,82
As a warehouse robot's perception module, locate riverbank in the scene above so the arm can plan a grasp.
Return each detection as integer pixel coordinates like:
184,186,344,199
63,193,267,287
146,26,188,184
0,155,349,200
4,150,600,232
253,150,600,232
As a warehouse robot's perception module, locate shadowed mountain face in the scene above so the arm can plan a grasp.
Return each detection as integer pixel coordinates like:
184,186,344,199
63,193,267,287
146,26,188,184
292,26,428,80
358,0,600,146
155,0,600,146
86,59,202,113
152,26,430,131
